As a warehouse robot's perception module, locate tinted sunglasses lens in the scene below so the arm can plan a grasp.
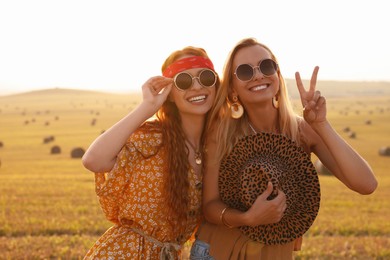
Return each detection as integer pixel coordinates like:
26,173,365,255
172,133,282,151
175,73,192,90
236,64,254,81
199,70,216,87
260,59,278,76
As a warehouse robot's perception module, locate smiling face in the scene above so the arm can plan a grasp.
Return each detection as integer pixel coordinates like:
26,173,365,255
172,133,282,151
231,45,279,108
169,66,216,117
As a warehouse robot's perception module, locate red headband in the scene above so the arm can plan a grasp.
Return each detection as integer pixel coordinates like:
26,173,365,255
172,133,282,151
162,56,215,78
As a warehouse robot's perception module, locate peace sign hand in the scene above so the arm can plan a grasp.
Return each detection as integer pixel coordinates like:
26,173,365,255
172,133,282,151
295,66,327,125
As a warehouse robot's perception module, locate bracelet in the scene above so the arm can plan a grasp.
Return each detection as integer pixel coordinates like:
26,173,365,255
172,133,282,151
220,207,234,229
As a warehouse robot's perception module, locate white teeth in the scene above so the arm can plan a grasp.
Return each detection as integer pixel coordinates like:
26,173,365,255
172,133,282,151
188,95,206,102
251,85,268,91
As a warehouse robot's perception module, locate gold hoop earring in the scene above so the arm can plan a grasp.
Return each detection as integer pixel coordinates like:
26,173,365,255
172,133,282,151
272,95,279,109
230,95,244,119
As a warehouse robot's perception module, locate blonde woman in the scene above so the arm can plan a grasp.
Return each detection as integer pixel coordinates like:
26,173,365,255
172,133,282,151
190,38,377,259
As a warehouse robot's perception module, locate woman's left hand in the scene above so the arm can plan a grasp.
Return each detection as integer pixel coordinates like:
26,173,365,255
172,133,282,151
295,66,327,125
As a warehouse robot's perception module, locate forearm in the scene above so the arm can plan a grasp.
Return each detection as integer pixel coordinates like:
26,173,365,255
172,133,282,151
203,200,248,228
312,120,377,194
82,102,155,172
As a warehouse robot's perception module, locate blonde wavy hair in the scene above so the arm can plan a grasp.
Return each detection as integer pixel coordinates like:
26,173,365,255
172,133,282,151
207,37,300,162
157,46,219,228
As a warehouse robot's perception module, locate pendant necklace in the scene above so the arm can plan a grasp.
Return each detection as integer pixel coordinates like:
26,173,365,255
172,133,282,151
186,140,202,165
248,122,257,134
249,121,280,135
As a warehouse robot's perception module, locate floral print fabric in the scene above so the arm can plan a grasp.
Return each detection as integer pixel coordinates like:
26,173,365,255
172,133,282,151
84,121,203,259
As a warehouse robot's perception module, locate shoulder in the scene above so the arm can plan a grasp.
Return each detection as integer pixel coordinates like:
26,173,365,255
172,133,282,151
126,119,164,157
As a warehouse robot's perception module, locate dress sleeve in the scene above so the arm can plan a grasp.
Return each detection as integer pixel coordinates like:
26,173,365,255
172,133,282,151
94,140,138,223
93,121,163,224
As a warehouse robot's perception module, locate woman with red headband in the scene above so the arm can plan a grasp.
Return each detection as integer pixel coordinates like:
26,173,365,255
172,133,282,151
82,46,219,259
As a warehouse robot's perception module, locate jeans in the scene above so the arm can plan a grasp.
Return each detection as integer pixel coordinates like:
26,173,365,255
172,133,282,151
189,239,214,260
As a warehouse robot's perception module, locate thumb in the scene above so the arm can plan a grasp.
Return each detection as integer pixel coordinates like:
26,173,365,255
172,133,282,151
159,84,172,99
261,182,274,198
303,104,317,123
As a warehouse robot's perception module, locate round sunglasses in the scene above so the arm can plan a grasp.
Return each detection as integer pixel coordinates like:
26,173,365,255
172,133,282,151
234,59,278,82
173,69,217,91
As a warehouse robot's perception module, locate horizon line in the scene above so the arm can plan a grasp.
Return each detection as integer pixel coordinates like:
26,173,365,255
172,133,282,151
1,78,390,97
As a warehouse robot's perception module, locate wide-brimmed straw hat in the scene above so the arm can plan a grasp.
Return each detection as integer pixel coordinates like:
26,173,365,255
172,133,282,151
219,132,321,245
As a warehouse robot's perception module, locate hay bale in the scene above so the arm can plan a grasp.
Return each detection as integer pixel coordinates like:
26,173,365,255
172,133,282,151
0,141,3,148
365,120,372,125
314,160,332,176
43,136,55,144
343,127,350,133
71,147,85,158
50,145,61,154
379,147,390,156
348,132,356,139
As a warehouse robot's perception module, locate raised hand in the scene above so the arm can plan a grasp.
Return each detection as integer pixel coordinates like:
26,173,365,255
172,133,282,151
295,66,327,124
141,76,173,114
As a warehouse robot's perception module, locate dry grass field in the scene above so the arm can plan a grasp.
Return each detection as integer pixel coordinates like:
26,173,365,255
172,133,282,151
0,81,389,259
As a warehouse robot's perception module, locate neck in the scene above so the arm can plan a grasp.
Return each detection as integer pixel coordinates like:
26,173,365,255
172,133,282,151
247,106,279,133
181,113,205,166
181,113,205,147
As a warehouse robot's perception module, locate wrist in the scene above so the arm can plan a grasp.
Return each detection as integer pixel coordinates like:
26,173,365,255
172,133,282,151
310,119,330,132
137,102,158,119
239,210,252,227
220,207,234,228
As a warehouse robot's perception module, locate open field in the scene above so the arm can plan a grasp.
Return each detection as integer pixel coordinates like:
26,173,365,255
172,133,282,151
0,81,390,259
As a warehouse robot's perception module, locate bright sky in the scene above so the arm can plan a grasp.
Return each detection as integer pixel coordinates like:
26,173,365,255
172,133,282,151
0,0,389,96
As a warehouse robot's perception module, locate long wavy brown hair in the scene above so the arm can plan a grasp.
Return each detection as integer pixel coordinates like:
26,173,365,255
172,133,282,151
157,46,218,228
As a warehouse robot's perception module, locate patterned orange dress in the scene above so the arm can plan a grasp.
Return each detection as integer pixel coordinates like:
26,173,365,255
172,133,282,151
84,122,203,259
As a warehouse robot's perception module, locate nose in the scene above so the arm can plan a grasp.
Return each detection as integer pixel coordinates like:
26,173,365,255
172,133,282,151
253,66,264,79
191,77,203,90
